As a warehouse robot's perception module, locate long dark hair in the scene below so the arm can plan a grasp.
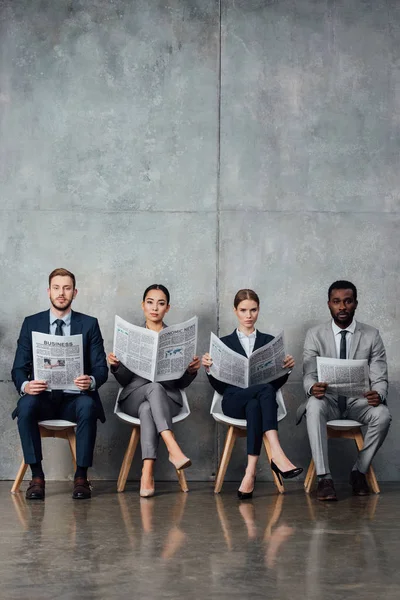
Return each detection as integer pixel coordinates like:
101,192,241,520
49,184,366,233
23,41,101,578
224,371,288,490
142,284,170,305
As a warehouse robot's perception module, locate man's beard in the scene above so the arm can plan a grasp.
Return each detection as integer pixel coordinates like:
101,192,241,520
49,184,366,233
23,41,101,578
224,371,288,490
50,297,73,312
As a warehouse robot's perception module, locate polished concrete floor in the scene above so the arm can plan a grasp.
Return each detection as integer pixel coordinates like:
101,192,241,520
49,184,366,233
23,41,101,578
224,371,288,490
1,480,399,600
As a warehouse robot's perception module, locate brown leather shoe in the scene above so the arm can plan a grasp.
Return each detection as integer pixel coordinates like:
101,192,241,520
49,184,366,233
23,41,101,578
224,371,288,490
26,477,45,500
350,470,370,496
72,477,92,500
317,478,337,501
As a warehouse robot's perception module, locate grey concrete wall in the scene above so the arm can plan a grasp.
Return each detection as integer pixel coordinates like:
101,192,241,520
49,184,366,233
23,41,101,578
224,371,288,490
1,0,399,482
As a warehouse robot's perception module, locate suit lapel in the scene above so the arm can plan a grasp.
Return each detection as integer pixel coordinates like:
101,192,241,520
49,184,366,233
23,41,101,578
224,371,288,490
37,310,51,334
227,330,247,357
70,311,83,336
324,322,337,358
254,331,266,352
349,324,361,359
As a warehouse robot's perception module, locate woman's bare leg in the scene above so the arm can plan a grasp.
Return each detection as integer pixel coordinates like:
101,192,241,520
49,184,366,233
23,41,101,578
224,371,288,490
265,429,297,472
160,430,190,465
239,454,259,493
141,458,155,490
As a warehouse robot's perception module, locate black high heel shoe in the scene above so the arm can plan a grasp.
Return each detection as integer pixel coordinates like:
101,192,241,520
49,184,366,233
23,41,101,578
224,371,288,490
237,476,256,500
270,461,303,485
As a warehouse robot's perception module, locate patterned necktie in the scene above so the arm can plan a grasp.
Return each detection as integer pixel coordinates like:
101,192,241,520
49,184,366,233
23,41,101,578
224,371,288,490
338,331,347,415
54,319,64,336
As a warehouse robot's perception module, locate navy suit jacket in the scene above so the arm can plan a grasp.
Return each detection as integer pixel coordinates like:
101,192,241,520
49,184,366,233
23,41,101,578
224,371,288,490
207,330,289,396
11,309,108,422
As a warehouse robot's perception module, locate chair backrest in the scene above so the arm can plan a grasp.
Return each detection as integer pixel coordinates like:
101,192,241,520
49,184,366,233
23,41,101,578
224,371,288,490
210,388,287,424
114,387,190,425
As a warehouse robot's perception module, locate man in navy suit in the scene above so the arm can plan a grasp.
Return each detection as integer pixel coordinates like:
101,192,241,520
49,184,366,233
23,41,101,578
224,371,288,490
11,268,108,500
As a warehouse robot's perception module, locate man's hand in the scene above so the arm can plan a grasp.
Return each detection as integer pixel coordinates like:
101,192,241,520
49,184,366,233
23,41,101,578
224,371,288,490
282,355,295,370
187,356,201,374
311,382,328,399
107,352,120,367
74,375,92,391
25,380,48,395
364,390,382,407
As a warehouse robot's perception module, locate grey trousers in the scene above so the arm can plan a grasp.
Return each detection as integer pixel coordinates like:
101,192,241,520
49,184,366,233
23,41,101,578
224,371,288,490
121,382,181,460
306,395,391,476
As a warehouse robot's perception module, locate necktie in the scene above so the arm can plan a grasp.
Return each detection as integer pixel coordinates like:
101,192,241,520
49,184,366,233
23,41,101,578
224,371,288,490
338,331,347,415
54,319,64,336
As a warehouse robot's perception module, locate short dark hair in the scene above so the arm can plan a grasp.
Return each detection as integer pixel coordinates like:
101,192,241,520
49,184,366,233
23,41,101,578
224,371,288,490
143,284,170,305
49,268,76,289
233,289,260,309
328,280,357,301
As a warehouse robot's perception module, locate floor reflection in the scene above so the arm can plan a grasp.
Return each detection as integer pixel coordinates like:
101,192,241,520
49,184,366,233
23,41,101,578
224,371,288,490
4,483,400,600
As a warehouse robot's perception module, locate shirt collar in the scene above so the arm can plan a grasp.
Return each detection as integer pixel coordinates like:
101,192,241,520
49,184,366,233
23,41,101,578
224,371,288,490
236,328,257,340
331,319,356,336
50,309,71,327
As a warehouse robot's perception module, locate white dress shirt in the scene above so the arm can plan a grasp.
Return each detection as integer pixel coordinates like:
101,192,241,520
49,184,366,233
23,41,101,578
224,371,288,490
331,319,356,358
236,329,257,358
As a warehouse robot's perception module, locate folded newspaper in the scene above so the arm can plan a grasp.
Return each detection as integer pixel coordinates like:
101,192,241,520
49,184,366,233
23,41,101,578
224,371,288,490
209,331,288,389
32,332,84,391
316,357,369,398
113,315,198,382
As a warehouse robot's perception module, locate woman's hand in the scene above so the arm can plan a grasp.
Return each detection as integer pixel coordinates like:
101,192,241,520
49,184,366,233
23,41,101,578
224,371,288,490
282,355,295,370
107,352,120,367
187,356,201,374
201,353,213,373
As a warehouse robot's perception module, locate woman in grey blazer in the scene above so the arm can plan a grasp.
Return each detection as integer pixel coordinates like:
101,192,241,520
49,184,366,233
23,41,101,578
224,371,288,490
108,284,200,497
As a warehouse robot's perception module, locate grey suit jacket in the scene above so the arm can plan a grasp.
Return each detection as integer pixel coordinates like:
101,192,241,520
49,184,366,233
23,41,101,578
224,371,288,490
297,320,388,424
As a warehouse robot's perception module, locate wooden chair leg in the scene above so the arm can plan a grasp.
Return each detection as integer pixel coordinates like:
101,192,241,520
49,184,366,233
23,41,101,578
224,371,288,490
354,431,380,494
214,426,238,494
66,429,77,472
304,459,316,494
117,427,140,493
263,435,284,494
176,468,189,493
11,460,29,494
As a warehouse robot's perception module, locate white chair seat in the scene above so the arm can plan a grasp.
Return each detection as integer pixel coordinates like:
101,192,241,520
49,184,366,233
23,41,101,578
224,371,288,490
327,419,362,430
210,389,287,428
114,387,190,424
38,420,77,430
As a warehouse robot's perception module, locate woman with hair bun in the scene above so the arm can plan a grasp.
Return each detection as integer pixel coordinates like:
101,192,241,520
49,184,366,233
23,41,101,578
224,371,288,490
202,289,302,499
108,284,200,498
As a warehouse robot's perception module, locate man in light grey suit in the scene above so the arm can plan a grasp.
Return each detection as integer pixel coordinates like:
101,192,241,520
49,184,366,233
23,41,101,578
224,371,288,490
297,280,391,501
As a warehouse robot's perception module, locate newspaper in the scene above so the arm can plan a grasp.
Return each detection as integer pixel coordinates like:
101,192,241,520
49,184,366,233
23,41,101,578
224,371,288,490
317,357,369,398
32,332,83,391
113,315,198,382
209,331,288,389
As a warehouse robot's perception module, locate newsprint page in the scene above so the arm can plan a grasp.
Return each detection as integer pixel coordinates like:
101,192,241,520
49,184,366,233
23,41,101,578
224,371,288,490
209,331,288,389
317,357,369,398
113,316,198,382
32,332,83,391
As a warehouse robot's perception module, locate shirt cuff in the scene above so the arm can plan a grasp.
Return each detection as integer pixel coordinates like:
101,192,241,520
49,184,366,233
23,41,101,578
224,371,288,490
20,381,29,395
89,376,96,391
307,385,314,397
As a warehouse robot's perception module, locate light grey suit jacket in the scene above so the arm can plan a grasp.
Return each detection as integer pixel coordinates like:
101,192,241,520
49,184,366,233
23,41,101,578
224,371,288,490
297,320,388,424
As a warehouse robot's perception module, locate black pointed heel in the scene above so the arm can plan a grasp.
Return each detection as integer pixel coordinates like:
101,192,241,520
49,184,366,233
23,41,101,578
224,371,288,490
271,461,303,484
237,476,256,500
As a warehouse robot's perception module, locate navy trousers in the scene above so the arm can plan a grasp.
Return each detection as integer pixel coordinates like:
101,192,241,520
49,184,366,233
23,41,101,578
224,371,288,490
15,392,97,467
222,383,278,455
